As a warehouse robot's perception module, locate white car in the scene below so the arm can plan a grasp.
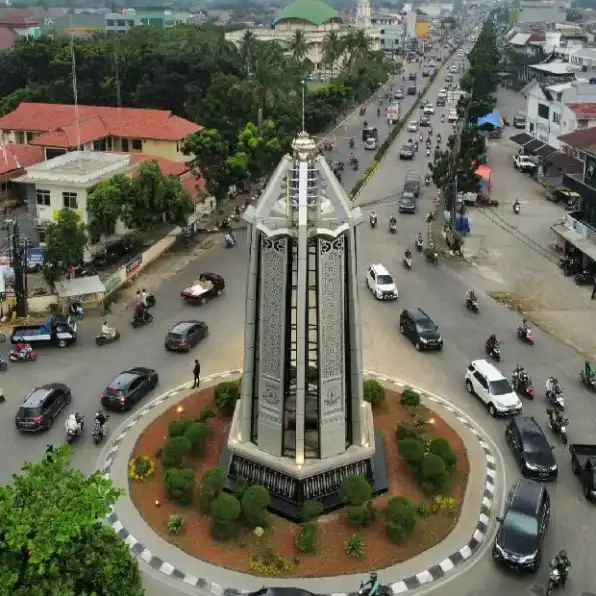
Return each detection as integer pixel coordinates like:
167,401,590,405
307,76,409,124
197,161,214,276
407,120,419,132
450,65,458,73
423,104,435,115
448,110,458,123
366,264,398,300
465,359,523,417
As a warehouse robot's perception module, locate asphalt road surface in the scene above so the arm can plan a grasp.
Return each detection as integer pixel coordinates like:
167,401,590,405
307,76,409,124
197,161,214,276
7,37,595,596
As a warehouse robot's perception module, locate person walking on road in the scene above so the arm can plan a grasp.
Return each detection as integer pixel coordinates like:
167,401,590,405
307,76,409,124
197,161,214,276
192,359,201,388
591,279,596,300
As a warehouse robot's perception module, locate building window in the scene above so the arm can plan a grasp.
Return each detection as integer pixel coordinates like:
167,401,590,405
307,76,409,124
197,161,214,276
63,192,78,209
26,132,35,143
121,138,129,152
380,28,385,34
107,19,114,26
552,112,561,124
117,19,125,26
36,189,50,206
131,139,142,151
106,137,113,151
529,122,535,133
556,93,562,102
538,103,549,119
127,20,134,26
93,139,106,151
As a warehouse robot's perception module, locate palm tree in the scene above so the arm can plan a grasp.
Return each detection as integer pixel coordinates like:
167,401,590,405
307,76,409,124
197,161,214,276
289,30,313,62
239,30,258,76
343,29,371,67
321,31,343,75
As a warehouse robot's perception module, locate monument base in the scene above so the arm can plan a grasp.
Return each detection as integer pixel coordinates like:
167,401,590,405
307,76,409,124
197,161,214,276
219,430,387,523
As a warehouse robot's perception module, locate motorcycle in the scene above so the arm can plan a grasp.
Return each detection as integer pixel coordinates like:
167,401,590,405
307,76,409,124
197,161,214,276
145,293,156,308
546,567,569,596
74,262,97,278
580,369,596,392
96,330,121,346
419,134,424,142
517,326,534,345
546,409,568,444
465,298,479,313
370,216,377,229
425,175,431,185
574,269,593,285
545,383,565,410
415,238,424,252
441,115,445,123
8,349,37,362
389,221,397,234
92,415,110,445
66,413,84,444
485,340,501,361
512,370,535,399
403,257,412,270
132,311,154,328
353,160,359,171
425,147,431,157
0,358,7,372
224,234,236,249
425,248,438,265
559,257,580,276
513,202,520,214
69,300,84,320
349,138,355,149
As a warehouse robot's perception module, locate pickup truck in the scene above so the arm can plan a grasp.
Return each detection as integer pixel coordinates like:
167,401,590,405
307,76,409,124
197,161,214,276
11,315,77,348
513,154,538,172
569,444,596,501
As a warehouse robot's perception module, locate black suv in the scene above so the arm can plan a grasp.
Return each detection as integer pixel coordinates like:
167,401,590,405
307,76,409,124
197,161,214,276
493,478,550,571
505,416,558,480
15,383,71,432
399,308,443,351
92,236,137,269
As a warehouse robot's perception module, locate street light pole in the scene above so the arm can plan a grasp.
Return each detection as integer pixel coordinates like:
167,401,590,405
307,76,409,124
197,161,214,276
6,219,28,318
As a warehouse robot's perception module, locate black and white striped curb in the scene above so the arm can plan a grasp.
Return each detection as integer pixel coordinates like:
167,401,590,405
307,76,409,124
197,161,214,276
100,370,497,595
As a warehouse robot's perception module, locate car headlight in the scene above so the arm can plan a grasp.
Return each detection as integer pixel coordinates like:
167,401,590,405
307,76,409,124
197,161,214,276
524,461,538,470
437,336,443,342
494,543,505,557
420,338,428,343
516,400,523,409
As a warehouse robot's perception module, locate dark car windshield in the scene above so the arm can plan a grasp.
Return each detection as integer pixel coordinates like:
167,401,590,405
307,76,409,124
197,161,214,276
401,197,414,205
18,406,41,417
489,379,512,395
523,433,549,453
377,274,393,285
502,511,538,537
416,319,438,333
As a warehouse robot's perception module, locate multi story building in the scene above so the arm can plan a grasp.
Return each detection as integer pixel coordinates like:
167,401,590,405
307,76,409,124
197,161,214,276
525,78,596,148
370,12,404,53
569,48,596,72
517,0,566,25
0,103,201,163
0,12,40,51
104,9,200,33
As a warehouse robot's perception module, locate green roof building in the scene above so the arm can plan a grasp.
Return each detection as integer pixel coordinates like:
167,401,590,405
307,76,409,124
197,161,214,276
274,0,341,27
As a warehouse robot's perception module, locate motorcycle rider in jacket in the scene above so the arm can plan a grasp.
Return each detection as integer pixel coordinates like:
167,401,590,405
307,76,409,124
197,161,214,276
549,550,571,582
389,214,397,227
548,408,565,430
546,376,561,396
16,342,33,359
486,333,498,351
583,361,594,379
465,289,476,306
65,413,82,436
361,571,380,596
101,321,116,339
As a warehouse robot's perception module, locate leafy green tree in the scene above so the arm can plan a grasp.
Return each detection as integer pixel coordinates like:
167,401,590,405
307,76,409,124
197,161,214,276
234,120,282,186
289,30,314,62
0,444,143,596
87,174,131,241
42,209,88,288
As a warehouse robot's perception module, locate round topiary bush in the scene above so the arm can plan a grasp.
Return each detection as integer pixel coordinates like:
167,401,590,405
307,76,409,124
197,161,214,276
363,379,386,409
241,485,270,528
341,475,373,506
396,421,422,441
184,422,213,454
301,500,323,522
398,438,425,465
429,437,457,469
400,387,421,407
161,436,192,468
199,466,227,513
421,453,447,481
168,419,193,438
164,468,196,505
385,496,417,544
210,493,241,540
214,381,240,417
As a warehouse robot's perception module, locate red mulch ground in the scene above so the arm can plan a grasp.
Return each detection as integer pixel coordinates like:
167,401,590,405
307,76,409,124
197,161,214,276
129,387,469,577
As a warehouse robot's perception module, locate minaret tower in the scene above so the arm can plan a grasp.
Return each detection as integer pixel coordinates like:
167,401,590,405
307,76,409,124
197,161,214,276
223,131,386,521
356,0,371,28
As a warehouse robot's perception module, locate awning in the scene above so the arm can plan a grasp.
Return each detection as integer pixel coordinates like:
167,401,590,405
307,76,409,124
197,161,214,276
550,152,584,174
477,108,503,128
475,164,492,181
54,275,105,298
543,175,566,190
524,139,545,154
551,222,596,263
510,133,534,146
534,144,557,160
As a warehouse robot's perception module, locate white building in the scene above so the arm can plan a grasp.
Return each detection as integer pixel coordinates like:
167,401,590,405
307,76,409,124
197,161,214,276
518,0,566,25
569,48,596,72
525,78,596,148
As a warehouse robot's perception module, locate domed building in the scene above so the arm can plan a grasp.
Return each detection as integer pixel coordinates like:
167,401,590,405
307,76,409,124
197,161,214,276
226,0,380,70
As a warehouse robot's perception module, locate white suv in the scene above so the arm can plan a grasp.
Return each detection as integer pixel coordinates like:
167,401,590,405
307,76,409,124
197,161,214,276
366,264,398,300
465,359,522,417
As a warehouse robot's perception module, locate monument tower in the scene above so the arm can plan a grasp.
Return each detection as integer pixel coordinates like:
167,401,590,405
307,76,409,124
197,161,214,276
224,132,386,520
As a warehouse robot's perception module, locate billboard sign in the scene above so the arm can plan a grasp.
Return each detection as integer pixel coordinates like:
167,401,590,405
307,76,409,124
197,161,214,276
416,22,430,39
585,154,596,191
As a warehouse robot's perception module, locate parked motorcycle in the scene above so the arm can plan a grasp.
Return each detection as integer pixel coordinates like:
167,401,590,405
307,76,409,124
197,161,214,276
74,262,97,278
96,330,121,346
8,349,37,362
580,369,596,392
574,269,593,285
517,326,534,345
132,312,154,329
485,341,501,361
546,409,568,444
559,257,580,276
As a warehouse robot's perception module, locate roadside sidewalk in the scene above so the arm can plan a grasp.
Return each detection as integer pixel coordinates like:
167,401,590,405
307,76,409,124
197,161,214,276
101,372,495,595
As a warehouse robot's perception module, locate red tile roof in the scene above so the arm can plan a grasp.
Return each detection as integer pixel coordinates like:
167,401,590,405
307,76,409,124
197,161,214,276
0,25,19,50
559,127,596,153
567,103,596,120
128,154,190,178
0,13,39,26
30,116,109,148
0,103,201,145
180,171,206,201
0,143,44,176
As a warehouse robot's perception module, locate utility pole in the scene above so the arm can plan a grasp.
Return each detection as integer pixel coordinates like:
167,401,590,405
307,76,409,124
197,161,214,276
6,220,28,318
449,94,472,235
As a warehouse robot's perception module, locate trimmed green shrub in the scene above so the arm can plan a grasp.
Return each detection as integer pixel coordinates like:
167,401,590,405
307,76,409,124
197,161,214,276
210,494,241,540
241,485,270,528
341,475,373,506
429,437,457,469
295,522,316,553
169,419,193,438
385,496,417,544
400,387,421,407
421,454,446,481
214,381,240,417
197,404,216,423
198,466,227,514
363,379,386,409
421,480,437,496
164,468,195,505
398,438,425,465
345,503,376,527
301,500,323,522
396,422,422,441
161,436,192,468
184,422,213,454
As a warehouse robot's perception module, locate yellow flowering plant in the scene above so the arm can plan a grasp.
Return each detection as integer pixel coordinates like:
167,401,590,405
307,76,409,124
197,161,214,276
129,455,156,481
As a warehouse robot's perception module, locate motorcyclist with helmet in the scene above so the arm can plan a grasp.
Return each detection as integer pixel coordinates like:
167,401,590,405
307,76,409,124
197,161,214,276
520,317,530,337
486,333,499,352
548,407,566,431
101,321,117,340
360,571,380,596
549,549,571,584
416,232,424,249
389,214,397,228
65,412,83,437
582,360,595,382
546,376,562,400
93,411,109,440
16,341,33,359
464,289,477,308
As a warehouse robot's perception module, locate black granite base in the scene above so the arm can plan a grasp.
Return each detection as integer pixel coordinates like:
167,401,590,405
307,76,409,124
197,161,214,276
219,430,387,523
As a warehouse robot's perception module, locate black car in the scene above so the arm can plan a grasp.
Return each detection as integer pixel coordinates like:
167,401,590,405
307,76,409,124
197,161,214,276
399,308,443,351
165,320,209,352
15,383,71,432
422,69,430,77
493,478,550,571
399,144,415,160
92,236,137,269
505,416,558,480
101,367,159,410
408,72,417,81
407,85,417,95
419,116,431,127
181,272,226,305
436,97,446,107
399,192,417,213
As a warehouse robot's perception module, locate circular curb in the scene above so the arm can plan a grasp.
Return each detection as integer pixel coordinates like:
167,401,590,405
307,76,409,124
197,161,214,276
99,370,498,596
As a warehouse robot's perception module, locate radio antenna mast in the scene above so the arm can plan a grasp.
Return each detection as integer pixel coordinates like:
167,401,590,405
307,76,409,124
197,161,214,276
69,9,81,164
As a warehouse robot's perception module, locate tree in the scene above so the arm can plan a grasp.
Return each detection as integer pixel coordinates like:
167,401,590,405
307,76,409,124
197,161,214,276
0,445,144,596
87,174,131,242
121,161,194,232
289,30,313,62
322,31,343,75
234,121,282,186
42,209,88,288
